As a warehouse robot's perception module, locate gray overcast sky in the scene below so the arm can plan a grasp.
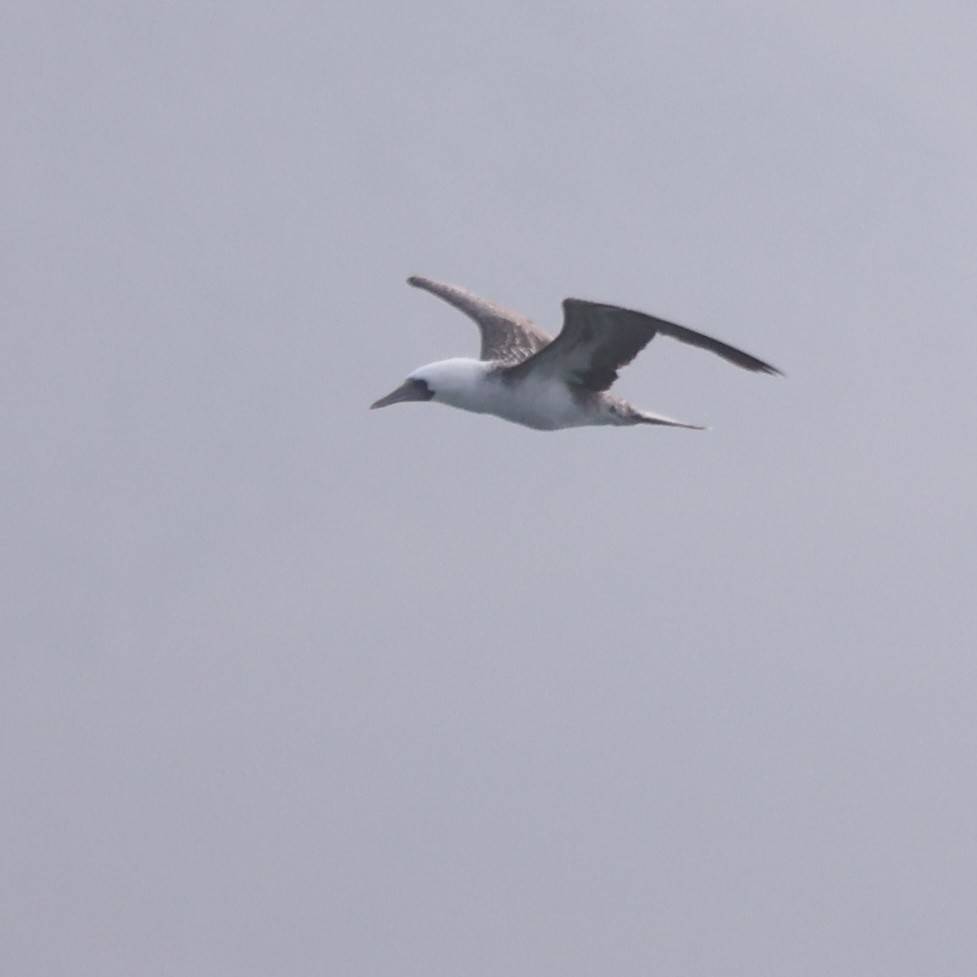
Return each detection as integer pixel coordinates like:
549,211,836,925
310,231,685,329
3,3,976,975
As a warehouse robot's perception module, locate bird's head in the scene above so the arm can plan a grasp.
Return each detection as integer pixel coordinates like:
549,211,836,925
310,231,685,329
370,358,487,411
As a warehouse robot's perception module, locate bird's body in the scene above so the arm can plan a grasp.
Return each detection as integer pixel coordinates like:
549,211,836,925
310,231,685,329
407,357,700,430
371,276,781,431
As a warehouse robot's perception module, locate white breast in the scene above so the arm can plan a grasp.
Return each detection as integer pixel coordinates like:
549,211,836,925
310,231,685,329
454,369,597,429
484,374,596,430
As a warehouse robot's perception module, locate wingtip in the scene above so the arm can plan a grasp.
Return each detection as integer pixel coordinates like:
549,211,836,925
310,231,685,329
747,358,784,377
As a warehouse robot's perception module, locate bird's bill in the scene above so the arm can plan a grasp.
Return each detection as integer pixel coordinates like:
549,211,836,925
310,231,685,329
370,378,432,409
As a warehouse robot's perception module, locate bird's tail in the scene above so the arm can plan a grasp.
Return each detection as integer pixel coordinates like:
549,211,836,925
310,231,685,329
628,406,707,430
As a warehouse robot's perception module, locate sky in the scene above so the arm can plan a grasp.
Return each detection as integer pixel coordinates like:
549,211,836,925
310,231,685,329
2,3,976,975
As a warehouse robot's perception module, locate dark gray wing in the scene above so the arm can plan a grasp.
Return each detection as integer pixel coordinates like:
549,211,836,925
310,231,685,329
407,276,551,365
504,299,782,391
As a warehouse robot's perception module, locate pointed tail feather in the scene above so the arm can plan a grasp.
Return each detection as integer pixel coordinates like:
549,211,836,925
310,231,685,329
631,407,707,430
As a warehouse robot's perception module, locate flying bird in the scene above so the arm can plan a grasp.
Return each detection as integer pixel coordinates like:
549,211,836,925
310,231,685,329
371,276,781,431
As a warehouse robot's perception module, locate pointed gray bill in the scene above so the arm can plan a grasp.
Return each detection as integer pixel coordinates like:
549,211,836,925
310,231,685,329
370,377,434,409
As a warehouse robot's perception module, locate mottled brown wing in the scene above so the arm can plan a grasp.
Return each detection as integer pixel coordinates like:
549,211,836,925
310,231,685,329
407,276,552,365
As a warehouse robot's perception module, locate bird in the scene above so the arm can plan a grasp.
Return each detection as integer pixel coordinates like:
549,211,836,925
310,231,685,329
371,276,781,431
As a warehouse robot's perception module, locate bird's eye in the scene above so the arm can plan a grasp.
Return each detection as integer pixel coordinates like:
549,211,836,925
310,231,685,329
412,378,434,400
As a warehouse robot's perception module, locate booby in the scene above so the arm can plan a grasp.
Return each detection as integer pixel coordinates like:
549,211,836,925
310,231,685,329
371,276,781,431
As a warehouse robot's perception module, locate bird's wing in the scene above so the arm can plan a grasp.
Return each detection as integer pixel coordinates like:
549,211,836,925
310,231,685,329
407,276,552,365
504,299,782,391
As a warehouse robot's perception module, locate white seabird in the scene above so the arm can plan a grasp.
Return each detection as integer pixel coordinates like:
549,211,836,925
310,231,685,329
371,276,781,431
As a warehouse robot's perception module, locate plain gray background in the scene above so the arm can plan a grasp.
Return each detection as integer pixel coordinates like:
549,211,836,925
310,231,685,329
3,3,975,975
